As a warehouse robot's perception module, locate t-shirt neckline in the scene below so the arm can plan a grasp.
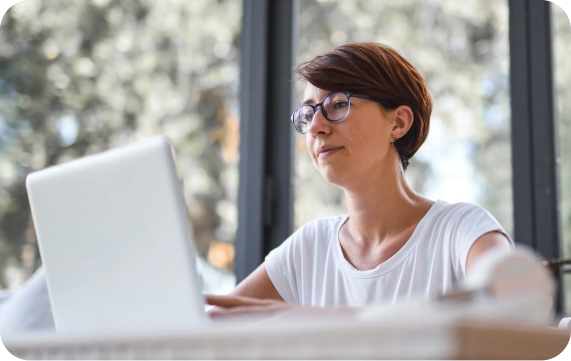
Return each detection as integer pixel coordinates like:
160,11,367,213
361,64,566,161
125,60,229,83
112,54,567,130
334,199,446,279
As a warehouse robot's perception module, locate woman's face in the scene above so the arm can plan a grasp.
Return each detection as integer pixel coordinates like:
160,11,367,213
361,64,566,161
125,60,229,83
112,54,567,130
303,83,396,189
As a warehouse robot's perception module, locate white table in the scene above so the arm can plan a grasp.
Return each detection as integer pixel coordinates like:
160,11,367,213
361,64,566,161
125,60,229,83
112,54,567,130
3,314,569,360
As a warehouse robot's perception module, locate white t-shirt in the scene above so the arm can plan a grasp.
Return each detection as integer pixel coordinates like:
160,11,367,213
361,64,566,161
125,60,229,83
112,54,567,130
265,200,512,307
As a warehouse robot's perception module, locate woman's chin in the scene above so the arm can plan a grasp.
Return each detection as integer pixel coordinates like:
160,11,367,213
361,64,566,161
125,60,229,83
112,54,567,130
319,170,348,189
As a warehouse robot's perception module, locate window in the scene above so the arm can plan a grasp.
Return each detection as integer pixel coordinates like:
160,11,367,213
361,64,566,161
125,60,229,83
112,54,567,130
0,0,241,293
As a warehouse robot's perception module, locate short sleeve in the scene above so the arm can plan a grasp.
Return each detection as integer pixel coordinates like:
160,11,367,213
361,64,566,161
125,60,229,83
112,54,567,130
452,203,513,277
265,233,300,304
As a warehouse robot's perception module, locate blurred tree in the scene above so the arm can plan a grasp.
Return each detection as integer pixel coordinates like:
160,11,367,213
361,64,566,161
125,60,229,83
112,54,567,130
0,0,241,290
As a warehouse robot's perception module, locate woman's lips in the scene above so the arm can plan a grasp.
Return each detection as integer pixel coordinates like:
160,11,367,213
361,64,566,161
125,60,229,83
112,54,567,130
318,147,343,159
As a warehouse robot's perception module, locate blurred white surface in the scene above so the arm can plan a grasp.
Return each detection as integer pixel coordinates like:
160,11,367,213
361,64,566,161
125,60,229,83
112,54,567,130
0,268,54,334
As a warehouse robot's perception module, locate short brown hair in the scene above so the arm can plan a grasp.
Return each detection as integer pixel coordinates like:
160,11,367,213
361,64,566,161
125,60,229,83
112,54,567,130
295,43,432,170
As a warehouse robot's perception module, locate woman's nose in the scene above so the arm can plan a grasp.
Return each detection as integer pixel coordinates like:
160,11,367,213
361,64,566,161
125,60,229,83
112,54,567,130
307,107,332,136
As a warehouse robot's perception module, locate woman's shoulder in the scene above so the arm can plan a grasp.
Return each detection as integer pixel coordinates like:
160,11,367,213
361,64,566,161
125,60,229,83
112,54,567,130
287,215,348,246
424,199,508,240
428,200,498,222
267,215,346,262
300,215,349,231
293,215,347,238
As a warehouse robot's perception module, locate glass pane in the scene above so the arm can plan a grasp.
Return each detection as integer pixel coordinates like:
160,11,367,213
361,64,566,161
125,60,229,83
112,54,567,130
0,0,241,293
295,0,513,238
553,4,571,313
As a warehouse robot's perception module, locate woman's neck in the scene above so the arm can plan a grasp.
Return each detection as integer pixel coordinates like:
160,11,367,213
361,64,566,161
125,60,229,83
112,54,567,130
341,164,433,260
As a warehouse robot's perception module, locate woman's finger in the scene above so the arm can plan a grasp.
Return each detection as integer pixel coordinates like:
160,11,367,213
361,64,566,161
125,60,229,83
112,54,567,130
204,294,274,308
208,304,284,318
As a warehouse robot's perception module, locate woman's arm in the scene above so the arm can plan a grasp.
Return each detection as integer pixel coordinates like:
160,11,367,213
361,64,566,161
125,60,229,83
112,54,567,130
465,231,512,273
205,262,290,318
229,262,284,300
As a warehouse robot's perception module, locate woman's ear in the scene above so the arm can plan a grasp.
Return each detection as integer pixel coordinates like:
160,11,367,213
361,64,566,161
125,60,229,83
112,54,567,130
392,105,414,140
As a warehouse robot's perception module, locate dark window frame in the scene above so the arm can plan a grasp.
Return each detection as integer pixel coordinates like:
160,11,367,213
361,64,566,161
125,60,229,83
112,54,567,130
508,0,562,311
235,0,298,281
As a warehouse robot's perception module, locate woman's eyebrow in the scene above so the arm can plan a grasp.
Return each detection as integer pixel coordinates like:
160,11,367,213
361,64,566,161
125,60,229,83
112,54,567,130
302,98,316,105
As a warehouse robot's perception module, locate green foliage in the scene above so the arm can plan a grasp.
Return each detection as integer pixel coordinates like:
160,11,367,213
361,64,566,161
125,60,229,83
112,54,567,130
0,0,241,288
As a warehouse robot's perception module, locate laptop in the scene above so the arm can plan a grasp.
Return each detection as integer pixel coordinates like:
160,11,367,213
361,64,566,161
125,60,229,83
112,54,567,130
26,136,209,334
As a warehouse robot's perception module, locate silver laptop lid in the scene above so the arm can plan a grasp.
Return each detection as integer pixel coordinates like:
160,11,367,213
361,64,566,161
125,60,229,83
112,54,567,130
26,136,208,334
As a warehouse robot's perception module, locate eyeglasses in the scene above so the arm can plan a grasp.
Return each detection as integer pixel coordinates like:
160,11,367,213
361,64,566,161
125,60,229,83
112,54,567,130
291,92,375,134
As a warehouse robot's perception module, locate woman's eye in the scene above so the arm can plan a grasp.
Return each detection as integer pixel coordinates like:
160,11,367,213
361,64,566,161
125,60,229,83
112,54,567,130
333,101,348,109
303,113,313,122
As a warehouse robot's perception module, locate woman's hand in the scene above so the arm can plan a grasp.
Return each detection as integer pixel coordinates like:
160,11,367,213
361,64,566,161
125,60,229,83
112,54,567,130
205,294,301,319
205,294,359,321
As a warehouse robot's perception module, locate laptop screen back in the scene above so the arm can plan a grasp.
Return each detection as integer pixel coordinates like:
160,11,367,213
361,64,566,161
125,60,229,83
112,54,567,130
26,137,207,334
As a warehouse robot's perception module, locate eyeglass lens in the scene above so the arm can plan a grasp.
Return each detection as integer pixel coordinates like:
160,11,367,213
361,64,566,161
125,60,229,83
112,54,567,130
293,92,350,133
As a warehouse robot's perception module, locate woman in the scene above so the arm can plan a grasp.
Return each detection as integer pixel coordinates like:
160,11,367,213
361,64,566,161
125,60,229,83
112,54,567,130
207,42,512,316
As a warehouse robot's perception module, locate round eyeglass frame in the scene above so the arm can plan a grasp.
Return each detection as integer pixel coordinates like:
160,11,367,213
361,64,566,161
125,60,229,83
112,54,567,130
291,92,376,134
